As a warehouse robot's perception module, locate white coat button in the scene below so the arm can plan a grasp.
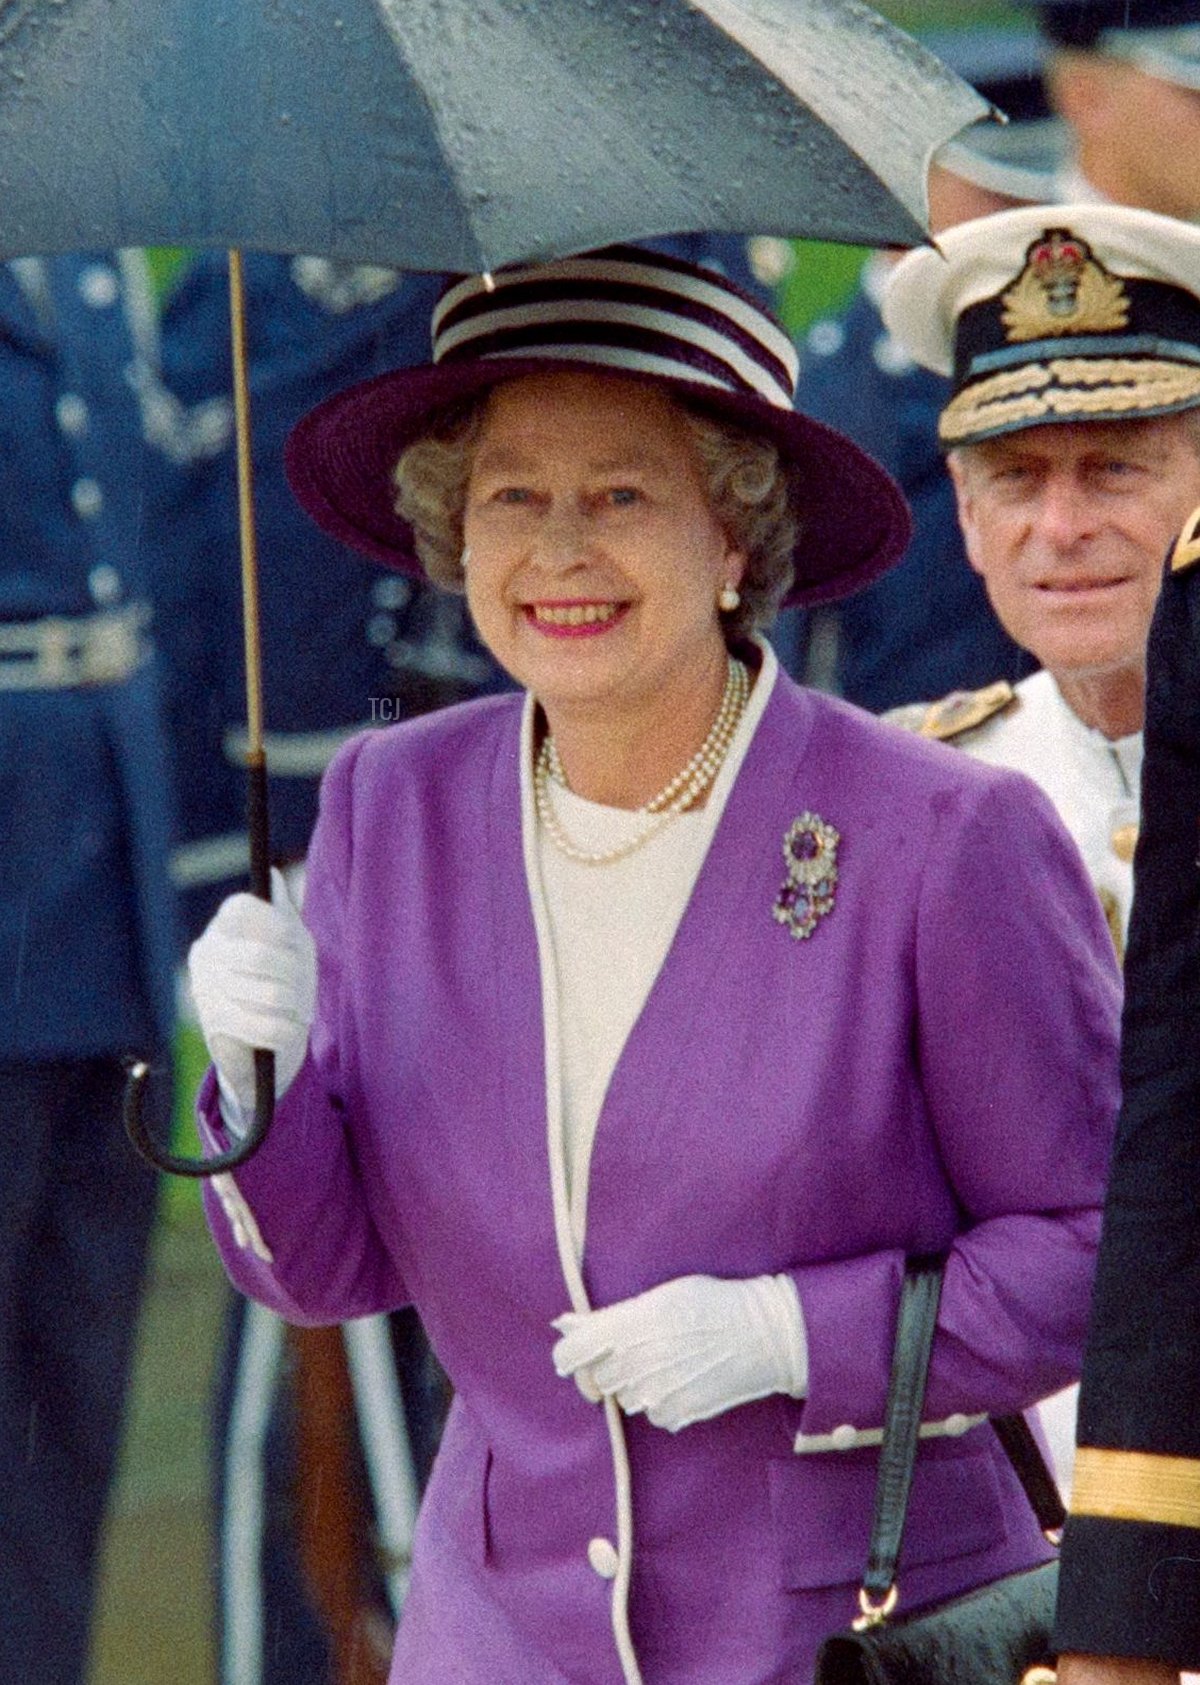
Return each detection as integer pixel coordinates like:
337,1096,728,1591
830,1424,858,1451
944,1413,971,1437
88,564,120,606
72,478,104,519
587,1537,619,1579
79,264,119,308
56,393,88,436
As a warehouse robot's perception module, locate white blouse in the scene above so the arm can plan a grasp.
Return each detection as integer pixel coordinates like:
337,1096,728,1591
534,641,778,1254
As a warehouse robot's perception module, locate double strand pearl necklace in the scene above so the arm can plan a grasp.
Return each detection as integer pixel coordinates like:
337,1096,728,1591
534,656,750,867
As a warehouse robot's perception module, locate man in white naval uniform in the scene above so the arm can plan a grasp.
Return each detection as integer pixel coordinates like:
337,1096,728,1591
882,202,1200,1490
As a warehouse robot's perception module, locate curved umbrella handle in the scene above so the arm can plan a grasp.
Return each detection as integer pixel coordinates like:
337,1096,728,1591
124,1049,275,1177
126,753,276,1176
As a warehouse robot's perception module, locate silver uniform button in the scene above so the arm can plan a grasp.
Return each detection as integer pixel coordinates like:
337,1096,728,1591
88,564,121,606
830,1424,858,1450
78,264,120,308
56,393,88,436
372,575,411,610
72,478,104,519
748,235,795,286
806,318,845,358
871,332,915,378
587,1537,620,1579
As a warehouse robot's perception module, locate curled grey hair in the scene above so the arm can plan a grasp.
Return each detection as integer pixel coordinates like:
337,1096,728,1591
391,388,799,638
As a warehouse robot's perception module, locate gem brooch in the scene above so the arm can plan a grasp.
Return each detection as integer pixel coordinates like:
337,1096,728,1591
773,812,840,941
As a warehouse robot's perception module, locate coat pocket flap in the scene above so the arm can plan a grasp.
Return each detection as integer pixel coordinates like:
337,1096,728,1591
767,1441,1005,1590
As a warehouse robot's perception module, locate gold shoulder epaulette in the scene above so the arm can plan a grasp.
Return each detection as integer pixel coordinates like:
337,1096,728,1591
1171,504,1200,574
922,680,1016,740
884,681,1016,740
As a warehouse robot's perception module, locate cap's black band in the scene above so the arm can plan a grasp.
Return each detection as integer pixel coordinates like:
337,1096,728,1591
953,276,1200,391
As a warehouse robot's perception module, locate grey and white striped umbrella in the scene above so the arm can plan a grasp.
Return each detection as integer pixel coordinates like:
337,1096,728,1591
0,0,991,265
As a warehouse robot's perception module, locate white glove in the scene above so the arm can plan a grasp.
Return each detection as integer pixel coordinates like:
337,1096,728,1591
188,866,317,1116
551,1272,808,1433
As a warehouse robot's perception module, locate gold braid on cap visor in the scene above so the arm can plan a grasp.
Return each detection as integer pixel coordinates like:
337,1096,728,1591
1071,1446,1200,1530
938,357,1200,445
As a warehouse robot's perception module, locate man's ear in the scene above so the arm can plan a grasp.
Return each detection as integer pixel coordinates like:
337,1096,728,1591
947,452,985,578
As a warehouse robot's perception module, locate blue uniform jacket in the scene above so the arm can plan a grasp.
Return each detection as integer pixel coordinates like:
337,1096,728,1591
0,254,179,1060
1055,545,1200,1668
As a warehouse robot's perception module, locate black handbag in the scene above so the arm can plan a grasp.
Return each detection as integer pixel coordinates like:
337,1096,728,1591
812,1256,1065,1685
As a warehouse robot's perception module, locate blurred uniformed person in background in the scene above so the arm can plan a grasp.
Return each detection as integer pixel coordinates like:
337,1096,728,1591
0,252,180,1685
1031,0,1200,220
882,201,1200,1485
1053,510,1200,1685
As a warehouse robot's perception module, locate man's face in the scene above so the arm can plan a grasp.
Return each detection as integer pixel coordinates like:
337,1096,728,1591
949,415,1200,679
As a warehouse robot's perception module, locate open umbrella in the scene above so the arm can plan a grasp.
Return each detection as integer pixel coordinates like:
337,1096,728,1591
19,0,990,1174
0,0,989,263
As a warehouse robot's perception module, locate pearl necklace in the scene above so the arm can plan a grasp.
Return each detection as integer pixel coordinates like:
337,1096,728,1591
534,657,750,866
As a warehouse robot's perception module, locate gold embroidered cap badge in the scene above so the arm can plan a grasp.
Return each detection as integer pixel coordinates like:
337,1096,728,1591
1001,229,1131,344
773,812,840,941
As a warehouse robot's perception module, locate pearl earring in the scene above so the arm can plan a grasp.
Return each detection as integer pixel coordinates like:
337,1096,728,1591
461,546,472,571
718,583,741,613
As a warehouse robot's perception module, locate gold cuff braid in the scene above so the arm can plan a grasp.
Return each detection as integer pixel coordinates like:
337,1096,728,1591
1071,1446,1200,1529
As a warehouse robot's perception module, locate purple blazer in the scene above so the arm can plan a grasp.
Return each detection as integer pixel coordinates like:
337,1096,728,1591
202,669,1120,1684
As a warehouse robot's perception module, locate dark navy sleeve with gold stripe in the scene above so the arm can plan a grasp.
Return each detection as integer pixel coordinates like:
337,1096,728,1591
1055,510,1200,1667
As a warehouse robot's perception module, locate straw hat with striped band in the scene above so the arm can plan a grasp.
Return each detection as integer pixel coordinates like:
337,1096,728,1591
882,204,1200,450
285,245,910,611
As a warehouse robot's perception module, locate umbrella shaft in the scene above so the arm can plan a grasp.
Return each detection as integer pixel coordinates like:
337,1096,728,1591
229,248,265,760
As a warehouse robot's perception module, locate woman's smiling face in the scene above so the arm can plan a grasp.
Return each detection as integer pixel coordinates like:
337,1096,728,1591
461,370,744,728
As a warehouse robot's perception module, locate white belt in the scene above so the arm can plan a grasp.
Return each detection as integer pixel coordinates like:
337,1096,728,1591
0,603,150,690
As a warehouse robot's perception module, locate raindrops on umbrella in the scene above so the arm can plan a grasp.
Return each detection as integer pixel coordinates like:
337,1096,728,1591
0,0,992,266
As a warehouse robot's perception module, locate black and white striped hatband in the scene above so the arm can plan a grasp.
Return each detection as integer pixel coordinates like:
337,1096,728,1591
286,245,910,610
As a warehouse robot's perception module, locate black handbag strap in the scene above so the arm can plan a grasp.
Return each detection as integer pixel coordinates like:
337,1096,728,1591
992,1411,1067,1535
860,1255,1067,1611
862,1255,944,1601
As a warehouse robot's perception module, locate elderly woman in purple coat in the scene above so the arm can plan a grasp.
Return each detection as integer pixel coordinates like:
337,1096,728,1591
188,247,1120,1684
